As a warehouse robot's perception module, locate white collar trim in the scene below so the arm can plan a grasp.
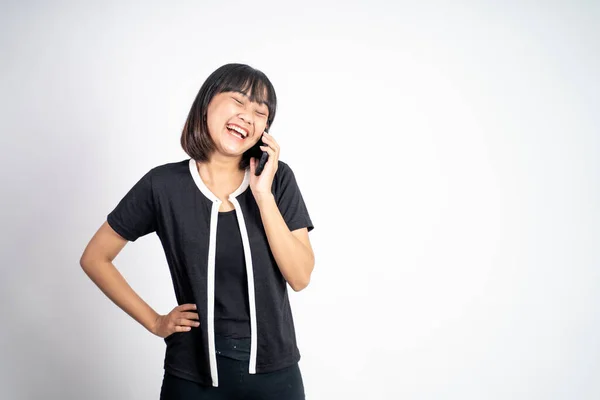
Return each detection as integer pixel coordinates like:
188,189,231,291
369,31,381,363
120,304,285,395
188,158,250,202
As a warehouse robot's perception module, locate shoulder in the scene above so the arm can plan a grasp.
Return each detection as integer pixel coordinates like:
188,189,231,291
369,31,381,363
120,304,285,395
144,159,190,183
273,159,297,188
274,159,296,181
272,159,304,198
129,159,191,196
147,159,189,177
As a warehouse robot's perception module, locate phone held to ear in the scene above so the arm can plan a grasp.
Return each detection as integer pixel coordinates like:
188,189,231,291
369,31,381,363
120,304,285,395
251,128,270,176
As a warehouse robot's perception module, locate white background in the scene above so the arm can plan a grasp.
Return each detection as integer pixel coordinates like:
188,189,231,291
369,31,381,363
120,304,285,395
1,1,598,399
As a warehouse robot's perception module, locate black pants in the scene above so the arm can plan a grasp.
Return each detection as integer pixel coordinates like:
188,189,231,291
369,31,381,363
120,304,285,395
159,356,305,400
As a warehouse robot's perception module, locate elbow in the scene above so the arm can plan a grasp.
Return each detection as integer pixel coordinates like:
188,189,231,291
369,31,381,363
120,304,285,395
290,278,310,292
80,254,93,272
289,272,312,292
79,253,89,269
80,250,102,272
291,258,315,292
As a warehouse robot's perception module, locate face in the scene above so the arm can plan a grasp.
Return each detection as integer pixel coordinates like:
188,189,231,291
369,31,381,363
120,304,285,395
205,90,269,157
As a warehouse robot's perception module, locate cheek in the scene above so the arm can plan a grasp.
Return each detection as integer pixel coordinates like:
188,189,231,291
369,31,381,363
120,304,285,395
256,119,267,131
206,106,230,131
206,118,224,140
207,100,234,120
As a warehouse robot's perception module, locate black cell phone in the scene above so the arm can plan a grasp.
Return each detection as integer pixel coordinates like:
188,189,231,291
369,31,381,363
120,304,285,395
249,128,269,176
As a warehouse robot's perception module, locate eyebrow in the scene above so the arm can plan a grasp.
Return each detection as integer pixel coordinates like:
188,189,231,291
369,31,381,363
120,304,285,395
232,90,268,108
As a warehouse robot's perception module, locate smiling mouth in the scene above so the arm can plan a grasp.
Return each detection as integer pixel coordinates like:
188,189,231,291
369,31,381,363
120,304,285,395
226,124,249,139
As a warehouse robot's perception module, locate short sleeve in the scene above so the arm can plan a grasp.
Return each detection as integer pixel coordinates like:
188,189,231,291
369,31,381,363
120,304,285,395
274,162,314,233
107,169,157,242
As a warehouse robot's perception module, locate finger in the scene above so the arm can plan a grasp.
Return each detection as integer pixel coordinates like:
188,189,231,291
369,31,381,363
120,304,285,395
175,325,192,332
261,136,279,152
181,312,200,321
176,318,199,327
260,145,276,158
177,303,197,311
260,146,278,163
262,134,279,150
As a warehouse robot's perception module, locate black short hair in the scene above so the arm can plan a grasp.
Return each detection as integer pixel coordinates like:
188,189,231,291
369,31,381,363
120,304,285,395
180,63,277,170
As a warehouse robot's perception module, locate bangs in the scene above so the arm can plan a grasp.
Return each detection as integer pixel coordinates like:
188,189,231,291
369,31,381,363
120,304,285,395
215,65,277,124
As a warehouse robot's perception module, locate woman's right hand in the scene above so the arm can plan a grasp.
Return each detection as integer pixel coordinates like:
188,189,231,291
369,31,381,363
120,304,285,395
152,303,200,338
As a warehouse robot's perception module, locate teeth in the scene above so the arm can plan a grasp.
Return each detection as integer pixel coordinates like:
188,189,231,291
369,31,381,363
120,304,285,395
227,125,247,138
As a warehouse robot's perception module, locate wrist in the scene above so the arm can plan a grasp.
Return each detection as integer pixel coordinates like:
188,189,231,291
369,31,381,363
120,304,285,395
254,192,275,206
148,311,161,335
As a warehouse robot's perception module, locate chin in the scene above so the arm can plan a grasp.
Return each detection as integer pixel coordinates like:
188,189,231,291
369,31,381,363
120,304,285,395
220,144,247,157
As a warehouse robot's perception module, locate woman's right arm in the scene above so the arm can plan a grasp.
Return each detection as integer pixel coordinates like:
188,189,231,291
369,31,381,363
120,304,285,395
79,221,199,337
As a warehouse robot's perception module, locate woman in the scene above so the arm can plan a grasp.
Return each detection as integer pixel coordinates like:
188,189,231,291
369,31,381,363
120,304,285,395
80,63,315,399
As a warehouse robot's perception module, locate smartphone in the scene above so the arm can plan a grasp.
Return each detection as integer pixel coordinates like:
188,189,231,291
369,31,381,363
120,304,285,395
249,128,270,176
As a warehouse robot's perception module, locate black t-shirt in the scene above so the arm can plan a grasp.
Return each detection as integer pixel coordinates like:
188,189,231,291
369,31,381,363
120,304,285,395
106,158,314,387
214,209,251,339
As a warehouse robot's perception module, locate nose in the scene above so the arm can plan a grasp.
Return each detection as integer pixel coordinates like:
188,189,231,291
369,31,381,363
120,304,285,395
238,111,253,127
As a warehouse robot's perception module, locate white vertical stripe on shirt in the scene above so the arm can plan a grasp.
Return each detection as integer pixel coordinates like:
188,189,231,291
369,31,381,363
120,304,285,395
207,200,220,387
230,196,258,374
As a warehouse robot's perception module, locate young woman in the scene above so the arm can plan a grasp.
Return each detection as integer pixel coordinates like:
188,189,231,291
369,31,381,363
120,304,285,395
80,63,315,399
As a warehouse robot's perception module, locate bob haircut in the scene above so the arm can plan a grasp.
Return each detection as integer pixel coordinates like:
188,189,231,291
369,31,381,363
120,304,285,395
180,63,277,170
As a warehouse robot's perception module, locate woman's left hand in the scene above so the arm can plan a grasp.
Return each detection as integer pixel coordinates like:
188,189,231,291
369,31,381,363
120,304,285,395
249,130,279,201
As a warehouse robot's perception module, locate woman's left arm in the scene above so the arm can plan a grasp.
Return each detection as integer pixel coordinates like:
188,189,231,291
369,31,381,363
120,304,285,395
255,193,315,292
249,131,315,292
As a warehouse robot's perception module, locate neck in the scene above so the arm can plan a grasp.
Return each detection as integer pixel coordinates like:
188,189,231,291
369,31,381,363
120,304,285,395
196,153,244,185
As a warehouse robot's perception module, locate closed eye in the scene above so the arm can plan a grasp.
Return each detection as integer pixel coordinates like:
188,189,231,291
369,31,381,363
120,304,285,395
232,97,243,105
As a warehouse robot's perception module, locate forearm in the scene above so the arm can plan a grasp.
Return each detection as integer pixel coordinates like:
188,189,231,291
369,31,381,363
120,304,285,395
256,194,314,291
81,260,160,334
